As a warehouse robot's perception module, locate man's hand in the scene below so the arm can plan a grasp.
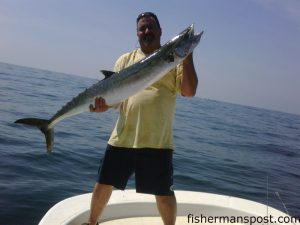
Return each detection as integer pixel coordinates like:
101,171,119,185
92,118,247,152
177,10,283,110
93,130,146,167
181,53,198,97
89,97,109,113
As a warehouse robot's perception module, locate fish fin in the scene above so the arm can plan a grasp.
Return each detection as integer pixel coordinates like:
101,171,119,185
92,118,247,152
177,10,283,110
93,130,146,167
15,118,54,153
100,70,115,79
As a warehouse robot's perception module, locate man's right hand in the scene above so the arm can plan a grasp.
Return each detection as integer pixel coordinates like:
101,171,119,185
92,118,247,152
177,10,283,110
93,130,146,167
89,97,109,112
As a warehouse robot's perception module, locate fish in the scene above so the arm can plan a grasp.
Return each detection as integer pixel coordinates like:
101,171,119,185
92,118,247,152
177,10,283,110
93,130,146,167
15,24,204,153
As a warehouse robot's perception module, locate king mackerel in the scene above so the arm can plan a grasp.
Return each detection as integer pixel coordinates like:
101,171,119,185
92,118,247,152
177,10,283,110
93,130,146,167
15,24,203,153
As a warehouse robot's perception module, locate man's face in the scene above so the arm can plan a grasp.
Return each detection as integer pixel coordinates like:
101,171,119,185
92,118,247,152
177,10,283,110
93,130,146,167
137,17,161,49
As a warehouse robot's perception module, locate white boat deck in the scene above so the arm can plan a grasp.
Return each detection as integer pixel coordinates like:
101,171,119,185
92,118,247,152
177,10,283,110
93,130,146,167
38,189,296,225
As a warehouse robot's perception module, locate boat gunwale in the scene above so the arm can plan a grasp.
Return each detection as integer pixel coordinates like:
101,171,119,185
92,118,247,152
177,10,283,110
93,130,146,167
38,189,291,225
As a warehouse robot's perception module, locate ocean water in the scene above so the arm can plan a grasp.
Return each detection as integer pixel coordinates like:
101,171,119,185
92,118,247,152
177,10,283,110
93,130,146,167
0,61,299,225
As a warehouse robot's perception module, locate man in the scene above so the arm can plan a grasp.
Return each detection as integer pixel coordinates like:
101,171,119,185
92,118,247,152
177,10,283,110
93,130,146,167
87,12,198,225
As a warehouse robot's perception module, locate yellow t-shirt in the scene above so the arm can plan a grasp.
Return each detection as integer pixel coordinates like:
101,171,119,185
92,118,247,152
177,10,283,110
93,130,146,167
108,48,183,149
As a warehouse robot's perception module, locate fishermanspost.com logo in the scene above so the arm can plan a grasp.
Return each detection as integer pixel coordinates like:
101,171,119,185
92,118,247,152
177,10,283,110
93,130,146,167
186,213,300,224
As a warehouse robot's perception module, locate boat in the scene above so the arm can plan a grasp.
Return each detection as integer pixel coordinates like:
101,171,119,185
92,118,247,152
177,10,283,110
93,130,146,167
38,189,297,225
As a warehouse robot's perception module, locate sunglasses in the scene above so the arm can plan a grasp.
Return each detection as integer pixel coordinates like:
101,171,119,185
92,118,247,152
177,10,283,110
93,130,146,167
137,12,161,29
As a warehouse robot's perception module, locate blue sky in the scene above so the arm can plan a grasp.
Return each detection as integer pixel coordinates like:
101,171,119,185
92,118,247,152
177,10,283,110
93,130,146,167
1,0,299,115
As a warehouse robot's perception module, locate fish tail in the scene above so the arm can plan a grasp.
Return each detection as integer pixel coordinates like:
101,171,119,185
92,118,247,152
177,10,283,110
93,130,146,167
15,118,54,153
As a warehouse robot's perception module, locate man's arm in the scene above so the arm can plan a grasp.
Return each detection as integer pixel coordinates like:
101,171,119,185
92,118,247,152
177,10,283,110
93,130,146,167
181,53,198,97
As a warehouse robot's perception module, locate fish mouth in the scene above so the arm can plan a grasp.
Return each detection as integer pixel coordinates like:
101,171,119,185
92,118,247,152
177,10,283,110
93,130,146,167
184,24,203,47
178,24,196,44
192,31,204,44
187,24,195,37
173,25,203,58
178,24,195,40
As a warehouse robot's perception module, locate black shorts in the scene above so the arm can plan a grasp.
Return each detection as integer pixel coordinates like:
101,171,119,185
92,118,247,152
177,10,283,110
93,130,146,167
97,144,174,196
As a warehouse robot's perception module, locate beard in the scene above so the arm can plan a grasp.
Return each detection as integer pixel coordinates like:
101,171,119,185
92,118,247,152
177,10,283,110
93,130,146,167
142,34,155,46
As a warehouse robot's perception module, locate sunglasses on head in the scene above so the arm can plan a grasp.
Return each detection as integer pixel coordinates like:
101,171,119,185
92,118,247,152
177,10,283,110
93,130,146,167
136,12,161,29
